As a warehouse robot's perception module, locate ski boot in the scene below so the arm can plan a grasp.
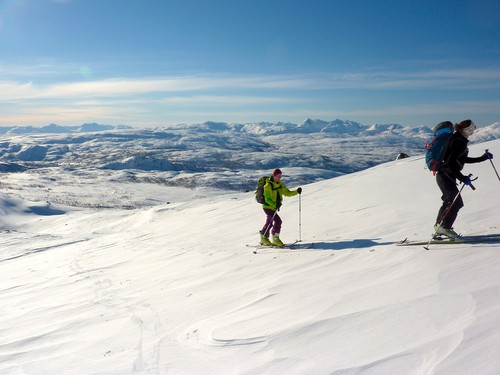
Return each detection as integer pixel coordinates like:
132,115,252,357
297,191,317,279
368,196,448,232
260,232,272,246
434,225,460,241
272,233,284,247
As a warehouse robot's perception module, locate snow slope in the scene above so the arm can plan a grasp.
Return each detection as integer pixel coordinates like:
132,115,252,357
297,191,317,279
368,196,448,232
1,139,500,374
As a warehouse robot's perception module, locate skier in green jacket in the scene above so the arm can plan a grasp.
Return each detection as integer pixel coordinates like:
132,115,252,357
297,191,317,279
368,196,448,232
260,168,302,247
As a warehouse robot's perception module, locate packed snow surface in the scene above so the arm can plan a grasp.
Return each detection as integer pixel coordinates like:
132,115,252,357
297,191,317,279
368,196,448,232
1,130,500,374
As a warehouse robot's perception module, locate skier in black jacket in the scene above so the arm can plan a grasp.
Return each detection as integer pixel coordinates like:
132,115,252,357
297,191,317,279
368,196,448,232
435,119,493,239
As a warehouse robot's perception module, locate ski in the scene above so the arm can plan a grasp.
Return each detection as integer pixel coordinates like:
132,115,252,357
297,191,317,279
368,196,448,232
397,234,500,247
247,241,314,254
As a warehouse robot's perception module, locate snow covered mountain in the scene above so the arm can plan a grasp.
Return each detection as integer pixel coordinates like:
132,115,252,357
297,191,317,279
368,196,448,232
1,136,500,374
0,123,133,135
1,119,499,207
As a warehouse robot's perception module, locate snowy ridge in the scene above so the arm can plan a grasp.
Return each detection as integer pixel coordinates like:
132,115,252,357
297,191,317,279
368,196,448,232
473,122,500,142
1,138,499,374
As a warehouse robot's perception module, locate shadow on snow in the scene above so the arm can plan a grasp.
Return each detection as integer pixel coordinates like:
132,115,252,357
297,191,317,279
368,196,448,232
308,239,392,251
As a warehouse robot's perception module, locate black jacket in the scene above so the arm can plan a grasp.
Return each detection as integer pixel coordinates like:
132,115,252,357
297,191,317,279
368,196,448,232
441,131,487,182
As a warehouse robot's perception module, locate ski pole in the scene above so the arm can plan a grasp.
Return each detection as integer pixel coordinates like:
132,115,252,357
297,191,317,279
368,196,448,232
298,193,302,242
485,149,500,181
424,174,476,250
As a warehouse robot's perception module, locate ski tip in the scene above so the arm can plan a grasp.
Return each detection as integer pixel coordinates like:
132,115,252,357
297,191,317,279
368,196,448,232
396,238,408,245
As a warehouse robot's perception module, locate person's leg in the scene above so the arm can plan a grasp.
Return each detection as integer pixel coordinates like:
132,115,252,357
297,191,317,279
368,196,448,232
270,213,284,246
261,209,275,237
436,173,463,229
271,213,282,235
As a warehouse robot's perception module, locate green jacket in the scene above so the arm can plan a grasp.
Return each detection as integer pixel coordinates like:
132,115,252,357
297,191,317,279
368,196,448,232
262,178,298,211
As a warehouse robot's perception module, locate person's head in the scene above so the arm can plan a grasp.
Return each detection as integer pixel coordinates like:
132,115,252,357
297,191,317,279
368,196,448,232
272,168,282,182
455,119,476,139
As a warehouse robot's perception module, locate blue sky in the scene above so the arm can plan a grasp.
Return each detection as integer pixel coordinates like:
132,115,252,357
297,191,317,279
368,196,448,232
1,0,500,128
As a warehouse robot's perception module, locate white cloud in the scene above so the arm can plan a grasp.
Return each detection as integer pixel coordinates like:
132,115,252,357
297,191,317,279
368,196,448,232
2,67,500,103
2,65,500,127
157,95,303,106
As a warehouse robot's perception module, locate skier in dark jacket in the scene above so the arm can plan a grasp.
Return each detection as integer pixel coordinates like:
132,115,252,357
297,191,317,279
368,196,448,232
434,119,493,239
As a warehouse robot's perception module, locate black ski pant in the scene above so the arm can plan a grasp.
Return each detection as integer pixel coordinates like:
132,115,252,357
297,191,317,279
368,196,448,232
435,172,464,229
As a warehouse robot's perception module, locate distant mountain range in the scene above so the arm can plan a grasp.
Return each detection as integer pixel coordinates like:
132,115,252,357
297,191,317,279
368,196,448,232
2,118,498,139
163,118,435,137
0,123,133,135
0,119,499,192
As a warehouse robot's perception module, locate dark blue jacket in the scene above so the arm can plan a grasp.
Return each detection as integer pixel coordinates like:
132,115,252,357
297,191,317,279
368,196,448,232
442,132,486,182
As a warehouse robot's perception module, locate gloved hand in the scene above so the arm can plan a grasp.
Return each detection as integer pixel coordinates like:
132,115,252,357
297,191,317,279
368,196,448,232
464,176,472,186
484,151,493,160
276,201,282,211
297,187,302,194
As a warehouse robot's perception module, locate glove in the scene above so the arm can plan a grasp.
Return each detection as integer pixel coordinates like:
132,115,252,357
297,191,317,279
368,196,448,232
484,151,493,160
276,201,282,211
297,187,302,194
464,176,472,186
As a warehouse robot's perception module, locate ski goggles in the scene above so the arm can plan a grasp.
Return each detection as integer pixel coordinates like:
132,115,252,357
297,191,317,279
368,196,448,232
461,121,476,137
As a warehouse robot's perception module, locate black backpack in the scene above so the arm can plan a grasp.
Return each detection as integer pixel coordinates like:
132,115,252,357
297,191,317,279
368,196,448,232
255,176,270,204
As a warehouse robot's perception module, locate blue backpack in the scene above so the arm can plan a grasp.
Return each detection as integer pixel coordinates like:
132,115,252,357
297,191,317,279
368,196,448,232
425,121,453,175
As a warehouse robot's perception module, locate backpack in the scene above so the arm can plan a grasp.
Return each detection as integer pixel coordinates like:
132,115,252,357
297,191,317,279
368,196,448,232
255,176,270,204
425,121,453,175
